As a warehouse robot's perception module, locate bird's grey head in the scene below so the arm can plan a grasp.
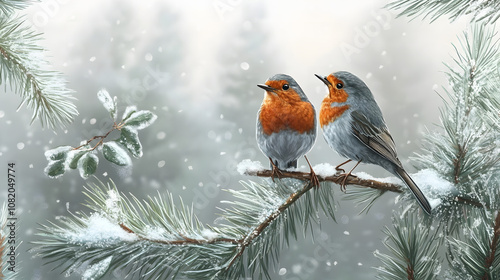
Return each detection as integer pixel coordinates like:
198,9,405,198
331,71,374,100
257,74,309,102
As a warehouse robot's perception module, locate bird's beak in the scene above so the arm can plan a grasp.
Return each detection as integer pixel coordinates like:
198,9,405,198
314,74,331,86
257,84,275,92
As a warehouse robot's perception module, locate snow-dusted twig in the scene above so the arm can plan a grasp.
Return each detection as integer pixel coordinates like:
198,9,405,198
484,211,500,276
242,165,487,209
244,168,403,193
115,178,327,270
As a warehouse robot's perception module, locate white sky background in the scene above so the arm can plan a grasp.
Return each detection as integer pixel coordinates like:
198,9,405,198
0,0,481,279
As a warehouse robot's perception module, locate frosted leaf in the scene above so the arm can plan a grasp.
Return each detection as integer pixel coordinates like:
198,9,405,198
44,145,72,161
66,148,89,170
82,256,112,280
44,160,67,178
123,110,157,130
97,89,117,120
117,127,142,158
102,141,132,166
121,106,137,122
77,152,99,179
237,159,265,175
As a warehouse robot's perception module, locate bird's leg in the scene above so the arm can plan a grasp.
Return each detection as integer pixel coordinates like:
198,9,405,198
339,160,361,192
268,157,283,182
304,155,320,188
335,159,352,174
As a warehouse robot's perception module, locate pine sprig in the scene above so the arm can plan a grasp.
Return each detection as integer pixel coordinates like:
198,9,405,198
0,0,33,16
447,210,500,279
413,24,500,214
378,23,500,280
33,178,337,279
0,15,78,129
374,210,441,280
386,0,500,23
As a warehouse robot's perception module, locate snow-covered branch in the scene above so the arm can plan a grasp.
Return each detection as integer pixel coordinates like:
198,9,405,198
238,160,403,193
32,175,337,280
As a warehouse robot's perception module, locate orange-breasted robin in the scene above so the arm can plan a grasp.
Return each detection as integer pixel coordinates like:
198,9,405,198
257,74,319,187
315,71,431,214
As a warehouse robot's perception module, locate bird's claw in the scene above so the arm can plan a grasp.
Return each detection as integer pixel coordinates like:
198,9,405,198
335,167,346,174
339,173,348,192
270,166,283,182
310,171,320,189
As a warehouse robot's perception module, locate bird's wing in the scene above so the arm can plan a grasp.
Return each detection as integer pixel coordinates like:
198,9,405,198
350,110,402,168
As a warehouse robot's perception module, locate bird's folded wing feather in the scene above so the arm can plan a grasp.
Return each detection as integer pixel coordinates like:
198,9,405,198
350,110,402,168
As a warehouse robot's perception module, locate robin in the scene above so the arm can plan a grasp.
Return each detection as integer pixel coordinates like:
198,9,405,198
257,74,319,187
315,71,431,214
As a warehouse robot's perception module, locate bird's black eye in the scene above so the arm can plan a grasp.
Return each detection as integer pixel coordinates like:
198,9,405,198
282,84,289,90
336,83,343,89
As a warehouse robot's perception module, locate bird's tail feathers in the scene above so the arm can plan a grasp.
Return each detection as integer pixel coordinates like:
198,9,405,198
395,168,432,215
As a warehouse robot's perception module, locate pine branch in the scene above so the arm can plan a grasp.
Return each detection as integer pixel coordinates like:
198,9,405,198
374,210,441,280
484,211,500,279
0,0,33,15
447,209,500,279
0,15,78,129
244,168,488,210
412,24,500,215
386,0,500,23
380,24,500,280
33,177,337,279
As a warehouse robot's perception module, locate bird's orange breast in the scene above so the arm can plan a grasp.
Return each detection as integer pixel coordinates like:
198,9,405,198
319,98,350,128
259,95,315,135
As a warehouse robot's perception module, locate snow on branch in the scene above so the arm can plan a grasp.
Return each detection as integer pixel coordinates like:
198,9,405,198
32,176,338,279
377,24,500,279
238,159,403,193
238,160,485,210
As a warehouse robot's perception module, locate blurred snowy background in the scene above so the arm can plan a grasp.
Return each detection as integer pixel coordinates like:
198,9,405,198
0,0,471,279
